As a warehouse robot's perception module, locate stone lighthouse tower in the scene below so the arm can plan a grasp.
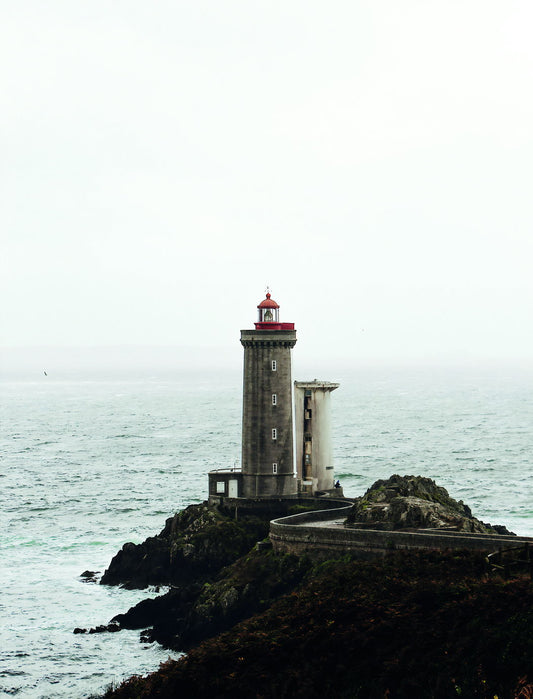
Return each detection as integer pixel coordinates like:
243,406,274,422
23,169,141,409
240,292,297,498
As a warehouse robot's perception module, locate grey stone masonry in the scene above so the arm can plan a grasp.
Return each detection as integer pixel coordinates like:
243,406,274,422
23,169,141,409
240,329,297,498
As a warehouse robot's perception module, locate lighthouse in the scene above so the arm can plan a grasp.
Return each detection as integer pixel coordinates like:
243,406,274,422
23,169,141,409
240,292,298,498
207,291,340,505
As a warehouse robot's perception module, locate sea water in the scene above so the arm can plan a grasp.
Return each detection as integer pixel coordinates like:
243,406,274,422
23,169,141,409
1,365,532,697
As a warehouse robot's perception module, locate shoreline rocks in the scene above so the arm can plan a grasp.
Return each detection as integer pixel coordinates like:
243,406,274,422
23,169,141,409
99,502,270,589
101,548,533,698
82,477,524,695
79,570,100,583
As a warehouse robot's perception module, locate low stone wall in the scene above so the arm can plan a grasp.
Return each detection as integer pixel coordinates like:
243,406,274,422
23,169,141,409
210,495,350,521
270,508,533,559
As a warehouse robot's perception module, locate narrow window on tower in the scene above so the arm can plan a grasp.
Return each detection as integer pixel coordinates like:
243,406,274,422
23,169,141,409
272,428,277,440
272,393,277,405
271,360,277,371
272,463,278,474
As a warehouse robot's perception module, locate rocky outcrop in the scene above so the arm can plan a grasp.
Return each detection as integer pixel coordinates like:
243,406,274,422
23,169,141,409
103,549,533,699
111,547,311,650
93,500,345,649
346,475,515,534
91,480,517,662
99,502,270,589
79,570,100,583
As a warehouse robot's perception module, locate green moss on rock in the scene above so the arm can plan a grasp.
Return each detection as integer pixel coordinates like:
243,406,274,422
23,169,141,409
346,475,514,534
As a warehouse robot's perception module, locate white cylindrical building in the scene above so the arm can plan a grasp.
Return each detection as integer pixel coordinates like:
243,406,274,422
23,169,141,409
294,381,339,495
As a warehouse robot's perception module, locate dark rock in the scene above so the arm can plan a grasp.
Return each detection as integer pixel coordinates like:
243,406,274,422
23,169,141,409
80,570,100,583
140,630,153,643
485,523,516,536
87,622,121,634
73,627,87,634
162,549,310,650
100,502,270,589
112,584,203,633
109,548,311,651
81,502,275,652
345,475,514,534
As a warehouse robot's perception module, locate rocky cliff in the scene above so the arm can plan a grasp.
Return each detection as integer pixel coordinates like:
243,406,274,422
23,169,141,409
102,549,533,699
112,547,311,650
94,502,312,650
100,502,270,588
89,480,527,697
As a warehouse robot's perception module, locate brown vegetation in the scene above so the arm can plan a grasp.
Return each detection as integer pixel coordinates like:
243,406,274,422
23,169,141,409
104,549,533,698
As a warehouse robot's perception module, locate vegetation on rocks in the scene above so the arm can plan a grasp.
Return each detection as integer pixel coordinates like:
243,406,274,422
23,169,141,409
346,474,515,534
103,548,533,699
95,486,530,697
97,502,313,649
113,547,312,650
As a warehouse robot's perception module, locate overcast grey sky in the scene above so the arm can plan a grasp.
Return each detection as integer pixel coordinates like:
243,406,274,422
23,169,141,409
2,1,532,369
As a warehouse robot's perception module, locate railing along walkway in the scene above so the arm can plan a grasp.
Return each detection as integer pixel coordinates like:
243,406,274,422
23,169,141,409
487,543,533,579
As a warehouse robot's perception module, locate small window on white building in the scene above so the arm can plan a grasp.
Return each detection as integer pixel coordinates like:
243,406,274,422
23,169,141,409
272,463,278,474
272,393,277,405
216,481,225,494
272,428,277,440
271,360,277,371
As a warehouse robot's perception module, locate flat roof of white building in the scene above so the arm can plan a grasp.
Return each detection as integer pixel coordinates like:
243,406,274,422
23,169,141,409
294,380,340,391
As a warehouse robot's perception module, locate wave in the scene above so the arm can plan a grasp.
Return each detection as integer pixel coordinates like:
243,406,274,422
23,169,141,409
106,434,149,439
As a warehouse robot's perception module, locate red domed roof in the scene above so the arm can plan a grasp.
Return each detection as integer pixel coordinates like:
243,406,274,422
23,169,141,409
257,293,279,309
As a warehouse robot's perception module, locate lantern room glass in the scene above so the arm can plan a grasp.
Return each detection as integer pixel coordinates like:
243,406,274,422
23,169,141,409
258,306,279,323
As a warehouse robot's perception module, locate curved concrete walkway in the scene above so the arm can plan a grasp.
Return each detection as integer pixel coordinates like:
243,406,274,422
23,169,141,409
270,505,533,559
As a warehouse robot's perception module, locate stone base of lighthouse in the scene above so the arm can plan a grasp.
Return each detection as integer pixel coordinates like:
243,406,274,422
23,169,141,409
242,473,297,499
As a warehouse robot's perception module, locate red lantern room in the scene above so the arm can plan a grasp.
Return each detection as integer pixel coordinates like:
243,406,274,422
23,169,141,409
255,292,295,330
257,293,279,324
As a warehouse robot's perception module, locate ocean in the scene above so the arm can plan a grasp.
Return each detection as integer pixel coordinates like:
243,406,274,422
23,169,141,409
1,364,532,697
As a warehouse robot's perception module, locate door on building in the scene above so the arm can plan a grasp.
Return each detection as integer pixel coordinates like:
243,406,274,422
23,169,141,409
228,479,239,498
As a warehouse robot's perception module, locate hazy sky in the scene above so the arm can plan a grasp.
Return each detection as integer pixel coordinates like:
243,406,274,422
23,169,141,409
2,1,533,368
